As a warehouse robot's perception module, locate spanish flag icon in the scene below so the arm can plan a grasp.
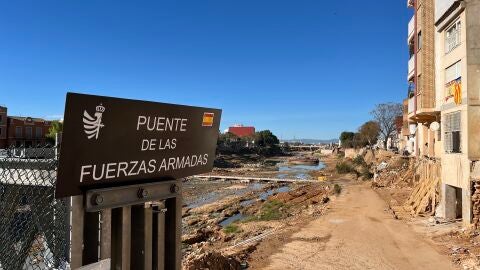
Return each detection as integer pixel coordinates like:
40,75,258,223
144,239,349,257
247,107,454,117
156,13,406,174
202,112,214,127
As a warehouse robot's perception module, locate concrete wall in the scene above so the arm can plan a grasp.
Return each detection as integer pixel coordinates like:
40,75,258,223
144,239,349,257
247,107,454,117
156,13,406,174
436,1,480,226
436,0,456,22
466,0,480,159
320,149,334,155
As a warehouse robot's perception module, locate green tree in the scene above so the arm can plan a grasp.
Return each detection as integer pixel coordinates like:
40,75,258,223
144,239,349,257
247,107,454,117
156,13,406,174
217,132,239,146
358,121,380,147
339,131,355,148
254,130,279,147
46,120,63,145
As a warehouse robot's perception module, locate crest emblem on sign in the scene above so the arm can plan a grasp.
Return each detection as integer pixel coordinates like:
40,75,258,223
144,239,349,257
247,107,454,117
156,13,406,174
83,104,105,140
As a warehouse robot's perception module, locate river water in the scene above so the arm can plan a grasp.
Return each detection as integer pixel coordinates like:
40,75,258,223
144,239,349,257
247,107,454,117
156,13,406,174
276,162,325,180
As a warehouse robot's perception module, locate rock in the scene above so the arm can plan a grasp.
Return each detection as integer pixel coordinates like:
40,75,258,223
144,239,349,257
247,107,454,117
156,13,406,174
182,251,242,270
322,196,330,204
377,162,388,171
182,228,215,245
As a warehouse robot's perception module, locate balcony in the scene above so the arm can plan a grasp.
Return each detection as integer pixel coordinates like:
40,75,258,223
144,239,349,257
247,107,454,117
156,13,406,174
408,93,439,122
408,97,415,114
408,55,415,80
408,15,414,43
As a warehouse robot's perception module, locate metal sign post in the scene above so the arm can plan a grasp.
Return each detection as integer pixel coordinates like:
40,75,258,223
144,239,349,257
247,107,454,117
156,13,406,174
70,180,182,270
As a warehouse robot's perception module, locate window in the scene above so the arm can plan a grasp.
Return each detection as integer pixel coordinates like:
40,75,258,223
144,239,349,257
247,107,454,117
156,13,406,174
444,111,461,153
445,20,461,53
25,127,32,139
15,126,22,137
418,31,422,50
445,61,462,83
35,127,42,138
0,127,2,136
0,115,3,124
445,61,462,100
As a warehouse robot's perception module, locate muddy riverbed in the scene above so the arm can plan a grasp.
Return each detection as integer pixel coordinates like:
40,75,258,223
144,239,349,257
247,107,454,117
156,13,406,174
181,154,336,269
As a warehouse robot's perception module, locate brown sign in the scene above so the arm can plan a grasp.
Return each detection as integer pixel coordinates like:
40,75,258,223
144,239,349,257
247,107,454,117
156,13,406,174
56,93,221,198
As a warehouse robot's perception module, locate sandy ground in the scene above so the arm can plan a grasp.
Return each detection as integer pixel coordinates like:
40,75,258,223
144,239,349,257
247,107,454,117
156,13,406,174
254,180,456,270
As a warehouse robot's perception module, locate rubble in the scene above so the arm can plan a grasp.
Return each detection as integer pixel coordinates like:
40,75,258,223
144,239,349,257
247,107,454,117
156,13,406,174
371,155,412,188
472,179,480,228
182,251,242,270
403,159,441,216
181,153,336,267
182,228,216,245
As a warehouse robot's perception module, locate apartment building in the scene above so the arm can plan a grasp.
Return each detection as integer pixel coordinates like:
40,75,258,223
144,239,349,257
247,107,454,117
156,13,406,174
434,0,480,226
0,106,53,149
406,0,440,158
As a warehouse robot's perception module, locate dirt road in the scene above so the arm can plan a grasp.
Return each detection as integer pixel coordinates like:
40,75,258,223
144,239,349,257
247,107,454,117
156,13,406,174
258,181,455,270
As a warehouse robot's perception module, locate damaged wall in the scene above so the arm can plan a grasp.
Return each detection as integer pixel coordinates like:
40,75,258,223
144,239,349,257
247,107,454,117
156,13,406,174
471,161,480,228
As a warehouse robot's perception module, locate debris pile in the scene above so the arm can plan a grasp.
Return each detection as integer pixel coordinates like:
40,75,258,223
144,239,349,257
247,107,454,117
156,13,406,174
370,155,413,188
472,179,480,228
182,250,242,270
403,159,441,216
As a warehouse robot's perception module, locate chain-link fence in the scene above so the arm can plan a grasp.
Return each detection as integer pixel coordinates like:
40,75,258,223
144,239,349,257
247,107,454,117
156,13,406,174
0,146,70,270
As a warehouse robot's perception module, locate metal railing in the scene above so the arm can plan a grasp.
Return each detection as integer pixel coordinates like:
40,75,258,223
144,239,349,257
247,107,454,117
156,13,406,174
445,28,461,53
408,55,415,80
408,15,414,42
408,97,415,114
0,146,70,270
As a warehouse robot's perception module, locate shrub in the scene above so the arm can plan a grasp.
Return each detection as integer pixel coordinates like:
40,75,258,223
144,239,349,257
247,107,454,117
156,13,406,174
244,200,286,222
335,162,355,174
223,224,241,234
259,200,285,221
333,184,342,194
359,168,374,180
352,155,367,166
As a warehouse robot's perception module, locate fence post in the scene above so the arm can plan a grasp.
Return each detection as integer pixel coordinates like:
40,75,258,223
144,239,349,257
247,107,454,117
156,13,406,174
100,209,112,260
70,196,84,269
165,193,182,270
153,202,166,270
83,211,101,264
131,204,153,270
111,206,132,270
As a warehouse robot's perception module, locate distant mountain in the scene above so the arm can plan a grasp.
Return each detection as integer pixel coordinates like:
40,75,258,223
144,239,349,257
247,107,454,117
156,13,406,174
281,138,338,144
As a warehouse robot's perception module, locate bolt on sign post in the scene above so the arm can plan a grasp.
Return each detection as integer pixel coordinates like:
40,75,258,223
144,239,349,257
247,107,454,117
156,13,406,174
57,92,221,269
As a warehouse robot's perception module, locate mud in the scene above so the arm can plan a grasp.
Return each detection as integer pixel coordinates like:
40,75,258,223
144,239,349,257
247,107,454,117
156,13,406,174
181,153,335,269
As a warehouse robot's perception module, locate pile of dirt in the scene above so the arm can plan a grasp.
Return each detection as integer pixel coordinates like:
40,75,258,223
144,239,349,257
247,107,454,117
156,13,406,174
371,154,443,218
272,185,331,206
432,229,480,269
182,250,242,270
363,149,397,166
182,228,216,245
371,155,413,189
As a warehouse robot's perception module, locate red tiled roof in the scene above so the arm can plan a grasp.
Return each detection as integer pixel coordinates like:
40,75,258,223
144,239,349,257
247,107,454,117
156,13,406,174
228,126,255,137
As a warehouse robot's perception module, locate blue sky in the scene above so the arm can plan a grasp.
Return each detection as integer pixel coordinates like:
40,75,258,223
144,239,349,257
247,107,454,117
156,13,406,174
0,0,412,140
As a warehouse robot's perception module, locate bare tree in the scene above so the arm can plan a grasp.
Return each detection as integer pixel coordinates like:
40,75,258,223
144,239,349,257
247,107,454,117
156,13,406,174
370,103,403,149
